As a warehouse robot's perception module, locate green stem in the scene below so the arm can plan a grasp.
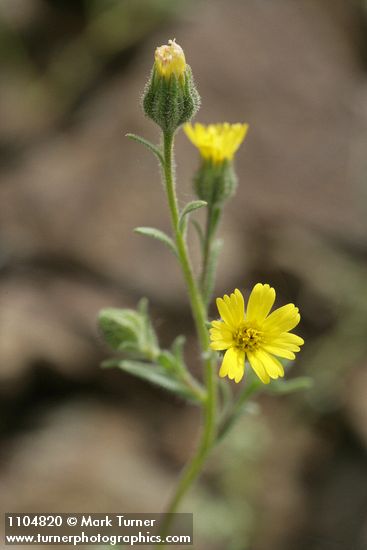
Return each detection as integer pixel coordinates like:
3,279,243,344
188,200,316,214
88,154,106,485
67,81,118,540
216,379,261,443
156,132,217,547
162,132,208,349
181,370,207,403
201,206,214,287
200,204,221,308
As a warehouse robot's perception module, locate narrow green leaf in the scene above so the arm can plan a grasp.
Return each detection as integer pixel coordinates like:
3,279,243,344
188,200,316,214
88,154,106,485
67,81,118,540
179,200,207,231
137,297,149,316
126,133,164,165
134,227,177,256
157,351,177,371
101,359,199,401
171,335,186,364
267,376,313,394
216,379,262,443
191,219,205,252
216,374,312,445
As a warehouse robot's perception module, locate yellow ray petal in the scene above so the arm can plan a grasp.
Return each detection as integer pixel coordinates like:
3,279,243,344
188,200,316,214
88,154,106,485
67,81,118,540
234,352,245,383
247,351,270,384
262,345,296,360
234,288,245,323
219,347,239,378
257,350,284,379
274,332,304,346
223,290,245,326
211,320,225,330
210,340,232,351
184,122,248,164
216,296,237,328
227,349,244,382
269,340,301,352
209,326,233,341
246,283,276,323
263,304,300,333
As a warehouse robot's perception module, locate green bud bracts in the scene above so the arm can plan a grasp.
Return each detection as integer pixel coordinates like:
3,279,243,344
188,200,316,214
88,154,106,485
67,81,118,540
143,65,200,133
98,299,159,361
194,160,238,206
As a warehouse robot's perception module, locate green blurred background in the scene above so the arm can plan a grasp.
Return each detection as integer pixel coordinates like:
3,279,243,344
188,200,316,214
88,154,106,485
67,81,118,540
0,1,366,549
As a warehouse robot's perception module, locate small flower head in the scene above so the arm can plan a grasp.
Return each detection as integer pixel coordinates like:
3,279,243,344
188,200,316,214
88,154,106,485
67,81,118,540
155,39,186,79
210,283,304,384
184,122,248,205
184,122,249,165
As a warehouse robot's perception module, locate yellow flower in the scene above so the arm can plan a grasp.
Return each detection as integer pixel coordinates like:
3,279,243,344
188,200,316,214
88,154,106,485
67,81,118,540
184,122,249,164
210,283,304,384
155,39,186,79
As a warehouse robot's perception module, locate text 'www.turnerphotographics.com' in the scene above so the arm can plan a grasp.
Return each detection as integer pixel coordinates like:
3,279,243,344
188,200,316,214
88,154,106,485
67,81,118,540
4,513,193,546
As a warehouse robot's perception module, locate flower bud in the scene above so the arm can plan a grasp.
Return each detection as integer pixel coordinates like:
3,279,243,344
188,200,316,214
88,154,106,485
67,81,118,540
194,160,238,205
143,39,200,133
184,122,248,206
98,299,159,361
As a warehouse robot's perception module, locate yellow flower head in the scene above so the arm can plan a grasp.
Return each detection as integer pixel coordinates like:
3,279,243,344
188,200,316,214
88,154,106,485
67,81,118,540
184,122,249,164
155,39,186,79
210,283,304,384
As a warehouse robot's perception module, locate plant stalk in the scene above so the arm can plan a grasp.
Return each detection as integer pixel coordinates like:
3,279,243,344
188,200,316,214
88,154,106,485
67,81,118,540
156,132,218,547
200,204,221,307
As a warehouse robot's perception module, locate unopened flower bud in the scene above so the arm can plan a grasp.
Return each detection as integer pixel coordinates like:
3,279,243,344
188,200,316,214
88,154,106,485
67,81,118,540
98,299,159,361
194,160,238,205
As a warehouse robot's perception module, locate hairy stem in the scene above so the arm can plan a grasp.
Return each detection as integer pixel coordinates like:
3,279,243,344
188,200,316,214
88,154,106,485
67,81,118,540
200,204,221,307
156,132,218,547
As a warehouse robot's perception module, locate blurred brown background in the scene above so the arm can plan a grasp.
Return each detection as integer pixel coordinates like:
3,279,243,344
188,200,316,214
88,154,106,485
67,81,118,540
0,1,367,549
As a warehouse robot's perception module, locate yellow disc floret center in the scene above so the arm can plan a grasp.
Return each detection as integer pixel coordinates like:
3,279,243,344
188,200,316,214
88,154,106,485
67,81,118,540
234,324,262,352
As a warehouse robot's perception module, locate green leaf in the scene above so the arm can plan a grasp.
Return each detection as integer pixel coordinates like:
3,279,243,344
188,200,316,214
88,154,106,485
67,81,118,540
216,374,312,445
157,351,177,371
191,219,205,252
126,133,164,165
134,227,177,256
155,337,187,374
179,200,207,232
267,376,313,394
101,359,198,400
171,335,186,364
216,379,262,443
137,297,149,316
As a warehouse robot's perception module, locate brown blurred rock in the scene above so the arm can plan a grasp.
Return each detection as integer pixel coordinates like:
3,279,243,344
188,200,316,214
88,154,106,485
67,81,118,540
0,65,184,304
181,0,366,241
251,400,325,550
0,0,44,29
0,274,132,386
0,401,174,544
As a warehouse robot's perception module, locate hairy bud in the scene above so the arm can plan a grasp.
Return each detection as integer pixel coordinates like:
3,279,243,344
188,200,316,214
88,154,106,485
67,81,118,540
143,39,200,133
